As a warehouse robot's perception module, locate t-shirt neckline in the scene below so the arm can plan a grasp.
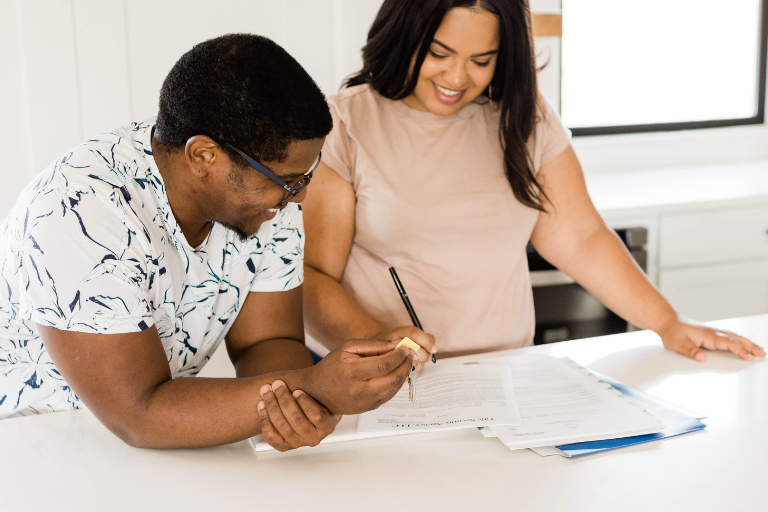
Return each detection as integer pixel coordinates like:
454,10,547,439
140,122,212,252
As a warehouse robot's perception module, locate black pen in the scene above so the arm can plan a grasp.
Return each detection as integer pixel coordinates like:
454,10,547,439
388,267,436,363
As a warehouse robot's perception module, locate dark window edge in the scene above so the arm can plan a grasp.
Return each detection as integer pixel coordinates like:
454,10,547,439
572,116,764,137
570,0,768,138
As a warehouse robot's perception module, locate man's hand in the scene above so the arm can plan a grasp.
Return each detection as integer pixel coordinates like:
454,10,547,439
300,339,416,415
257,380,341,452
657,317,766,362
375,326,436,376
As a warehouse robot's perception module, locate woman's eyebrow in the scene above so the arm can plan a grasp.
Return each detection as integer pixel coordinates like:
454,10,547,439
432,39,499,58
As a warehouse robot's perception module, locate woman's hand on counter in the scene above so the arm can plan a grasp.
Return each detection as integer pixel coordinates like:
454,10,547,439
657,316,766,362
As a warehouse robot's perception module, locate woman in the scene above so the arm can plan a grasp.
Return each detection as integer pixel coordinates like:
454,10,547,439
302,0,764,368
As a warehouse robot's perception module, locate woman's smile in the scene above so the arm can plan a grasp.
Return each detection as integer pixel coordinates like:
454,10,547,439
433,82,465,105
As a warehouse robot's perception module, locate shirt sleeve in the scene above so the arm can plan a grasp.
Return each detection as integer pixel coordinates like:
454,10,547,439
17,176,154,334
320,96,357,183
536,95,573,169
249,203,305,292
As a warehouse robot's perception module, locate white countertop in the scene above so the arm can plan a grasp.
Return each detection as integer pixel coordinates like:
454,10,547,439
2,315,767,512
586,159,768,216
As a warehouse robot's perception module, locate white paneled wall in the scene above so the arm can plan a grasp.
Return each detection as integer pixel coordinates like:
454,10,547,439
0,0,366,219
0,0,560,219
73,0,132,139
0,0,33,218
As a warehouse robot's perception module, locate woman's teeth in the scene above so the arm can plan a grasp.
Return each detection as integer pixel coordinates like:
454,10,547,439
436,85,461,96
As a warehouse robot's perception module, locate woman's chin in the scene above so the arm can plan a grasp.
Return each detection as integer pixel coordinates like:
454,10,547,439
426,99,468,116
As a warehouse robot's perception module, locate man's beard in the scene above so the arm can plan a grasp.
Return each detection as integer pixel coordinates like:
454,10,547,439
221,222,251,242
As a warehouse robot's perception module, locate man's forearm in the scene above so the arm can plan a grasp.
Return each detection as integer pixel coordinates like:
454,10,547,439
123,339,315,449
303,265,383,350
126,368,307,448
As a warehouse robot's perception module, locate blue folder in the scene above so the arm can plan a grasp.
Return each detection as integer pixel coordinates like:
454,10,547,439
555,418,705,457
553,375,706,457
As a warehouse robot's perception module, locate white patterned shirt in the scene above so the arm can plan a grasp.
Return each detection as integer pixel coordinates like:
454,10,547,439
0,119,304,419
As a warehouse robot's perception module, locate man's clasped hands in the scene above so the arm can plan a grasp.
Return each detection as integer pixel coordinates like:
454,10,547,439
256,327,436,451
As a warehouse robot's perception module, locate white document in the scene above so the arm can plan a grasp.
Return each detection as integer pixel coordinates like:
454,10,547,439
530,446,562,457
358,363,521,432
250,414,413,453
484,356,661,450
478,426,498,438
529,373,705,458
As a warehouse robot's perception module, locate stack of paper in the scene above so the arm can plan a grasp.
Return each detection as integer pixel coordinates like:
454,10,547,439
530,372,706,458
482,356,664,450
475,356,705,456
251,363,522,452
251,354,704,457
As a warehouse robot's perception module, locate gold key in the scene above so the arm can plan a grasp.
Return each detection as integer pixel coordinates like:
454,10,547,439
397,337,421,352
398,338,420,403
407,355,418,403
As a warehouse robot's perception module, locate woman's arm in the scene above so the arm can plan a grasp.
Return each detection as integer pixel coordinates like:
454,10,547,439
302,162,383,348
530,146,765,361
302,163,436,362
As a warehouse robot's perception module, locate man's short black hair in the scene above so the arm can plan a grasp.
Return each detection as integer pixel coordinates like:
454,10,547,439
155,33,332,163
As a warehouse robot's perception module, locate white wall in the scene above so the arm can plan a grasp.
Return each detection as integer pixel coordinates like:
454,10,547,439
0,0,383,220
2,0,767,220
0,0,34,219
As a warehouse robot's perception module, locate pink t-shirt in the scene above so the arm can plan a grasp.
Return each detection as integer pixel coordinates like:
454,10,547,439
315,84,571,357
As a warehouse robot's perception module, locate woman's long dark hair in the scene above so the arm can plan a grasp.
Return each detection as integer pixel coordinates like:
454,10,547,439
345,0,545,211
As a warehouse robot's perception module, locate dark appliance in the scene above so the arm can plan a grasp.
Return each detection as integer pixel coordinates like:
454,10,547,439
528,227,648,344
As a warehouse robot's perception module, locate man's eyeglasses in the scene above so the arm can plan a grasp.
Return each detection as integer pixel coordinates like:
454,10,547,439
225,143,321,207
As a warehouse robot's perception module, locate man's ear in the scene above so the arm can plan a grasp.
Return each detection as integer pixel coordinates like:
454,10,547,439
184,135,221,178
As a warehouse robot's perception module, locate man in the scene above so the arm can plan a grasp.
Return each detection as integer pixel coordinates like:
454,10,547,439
0,34,426,451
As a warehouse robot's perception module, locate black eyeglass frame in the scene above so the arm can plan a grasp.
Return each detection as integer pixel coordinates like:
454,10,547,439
225,143,321,207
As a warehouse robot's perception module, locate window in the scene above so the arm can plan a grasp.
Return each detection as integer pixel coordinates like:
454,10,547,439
560,0,768,136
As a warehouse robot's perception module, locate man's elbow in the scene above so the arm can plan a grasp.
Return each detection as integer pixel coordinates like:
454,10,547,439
96,406,168,449
106,420,160,449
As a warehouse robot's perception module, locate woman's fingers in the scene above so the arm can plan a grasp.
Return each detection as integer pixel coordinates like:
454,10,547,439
379,326,437,357
402,327,437,357
672,335,706,362
701,330,754,360
719,331,766,358
662,320,764,363
418,346,431,364
416,359,426,377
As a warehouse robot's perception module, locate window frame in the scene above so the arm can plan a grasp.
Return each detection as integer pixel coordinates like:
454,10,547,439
566,0,768,137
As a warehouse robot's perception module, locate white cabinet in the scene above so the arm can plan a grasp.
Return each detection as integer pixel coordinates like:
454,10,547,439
659,259,768,321
659,205,768,268
656,205,768,321
588,161,768,324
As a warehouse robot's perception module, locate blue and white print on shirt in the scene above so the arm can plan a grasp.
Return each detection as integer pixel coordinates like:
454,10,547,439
0,119,304,419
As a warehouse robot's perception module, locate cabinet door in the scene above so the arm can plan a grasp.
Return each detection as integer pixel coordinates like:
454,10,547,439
659,205,768,268
659,259,768,321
